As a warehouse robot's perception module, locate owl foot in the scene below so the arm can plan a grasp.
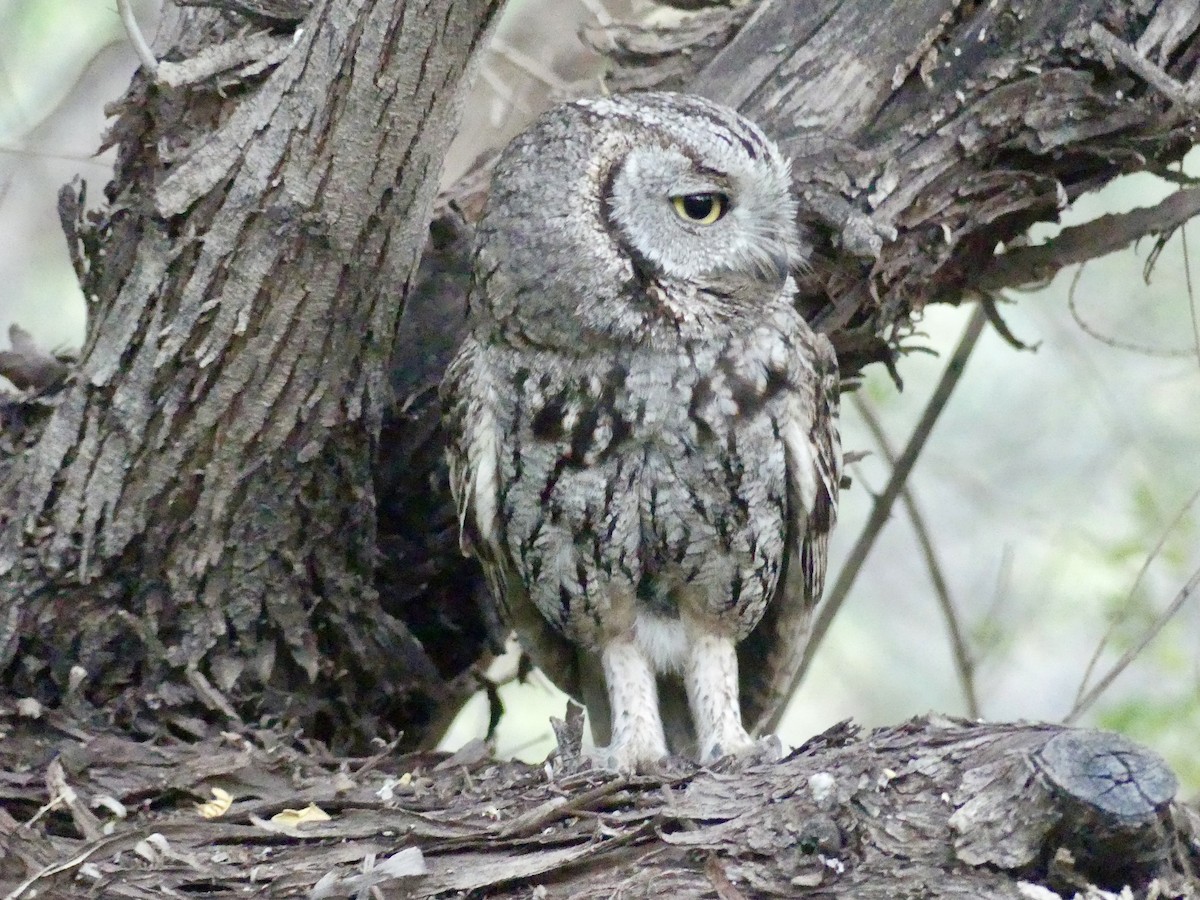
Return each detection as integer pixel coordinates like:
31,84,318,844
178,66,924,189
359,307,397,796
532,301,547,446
588,641,669,773
586,734,669,773
703,732,785,767
698,722,756,763
685,633,764,763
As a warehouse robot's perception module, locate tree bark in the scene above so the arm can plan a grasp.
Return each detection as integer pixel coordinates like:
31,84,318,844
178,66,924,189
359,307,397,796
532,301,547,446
0,0,502,750
0,714,1194,898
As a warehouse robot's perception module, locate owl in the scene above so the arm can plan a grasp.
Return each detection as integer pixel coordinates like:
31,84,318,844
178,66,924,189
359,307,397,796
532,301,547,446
442,92,840,771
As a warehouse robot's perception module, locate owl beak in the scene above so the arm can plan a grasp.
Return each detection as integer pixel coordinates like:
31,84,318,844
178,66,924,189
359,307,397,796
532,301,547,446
767,248,791,286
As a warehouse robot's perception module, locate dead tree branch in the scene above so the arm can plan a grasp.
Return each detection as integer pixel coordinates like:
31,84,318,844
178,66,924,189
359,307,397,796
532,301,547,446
0,714,1190,898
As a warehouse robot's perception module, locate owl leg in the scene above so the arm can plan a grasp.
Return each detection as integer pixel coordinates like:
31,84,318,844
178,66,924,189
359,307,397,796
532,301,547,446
684,632,756,762
590,640,668,771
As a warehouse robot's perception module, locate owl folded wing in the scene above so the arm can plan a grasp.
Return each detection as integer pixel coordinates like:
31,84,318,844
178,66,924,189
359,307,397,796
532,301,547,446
739,331,842,736
441,337,583,700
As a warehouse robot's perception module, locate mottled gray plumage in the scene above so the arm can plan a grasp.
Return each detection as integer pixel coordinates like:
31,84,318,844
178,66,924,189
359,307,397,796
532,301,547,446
442,92,840,770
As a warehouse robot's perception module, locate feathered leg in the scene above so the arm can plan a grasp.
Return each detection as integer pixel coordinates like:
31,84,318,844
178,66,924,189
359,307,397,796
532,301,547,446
684,633,756,762
590,640,668,771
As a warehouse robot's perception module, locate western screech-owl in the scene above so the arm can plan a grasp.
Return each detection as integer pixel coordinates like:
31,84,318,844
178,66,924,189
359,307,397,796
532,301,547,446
442,92,841,771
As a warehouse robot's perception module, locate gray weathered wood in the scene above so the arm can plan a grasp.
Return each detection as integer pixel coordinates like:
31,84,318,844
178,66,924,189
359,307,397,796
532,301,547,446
0,0,502,750
0,714,1193,897
2,6,1200,896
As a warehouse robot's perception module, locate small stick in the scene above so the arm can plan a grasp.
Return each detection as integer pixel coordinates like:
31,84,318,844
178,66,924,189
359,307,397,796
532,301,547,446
797,304,989,683
117,0,159,78
853,394,981,719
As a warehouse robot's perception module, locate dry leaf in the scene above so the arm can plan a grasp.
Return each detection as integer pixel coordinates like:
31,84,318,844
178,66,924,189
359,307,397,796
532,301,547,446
270,803,332,825
195,787,233,818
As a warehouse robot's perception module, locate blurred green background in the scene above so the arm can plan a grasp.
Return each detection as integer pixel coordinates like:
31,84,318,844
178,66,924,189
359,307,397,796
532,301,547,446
2,0,1197,789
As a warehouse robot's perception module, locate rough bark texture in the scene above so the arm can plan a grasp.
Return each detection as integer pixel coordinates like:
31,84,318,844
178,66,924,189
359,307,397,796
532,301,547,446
0,713,1195,898
0,1,502,751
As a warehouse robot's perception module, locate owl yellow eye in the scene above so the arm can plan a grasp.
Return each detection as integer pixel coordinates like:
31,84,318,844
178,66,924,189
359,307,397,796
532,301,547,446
671,192,729,225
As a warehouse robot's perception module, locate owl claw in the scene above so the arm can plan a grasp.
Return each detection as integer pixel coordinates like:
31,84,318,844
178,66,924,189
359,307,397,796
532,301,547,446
703,733,785,766
699,726,755,764
586,739,668,774
750,733,786,763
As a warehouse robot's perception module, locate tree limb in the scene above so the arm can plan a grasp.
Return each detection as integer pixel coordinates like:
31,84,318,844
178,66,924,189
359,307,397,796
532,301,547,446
0,715,1188,898
977,185,1200,293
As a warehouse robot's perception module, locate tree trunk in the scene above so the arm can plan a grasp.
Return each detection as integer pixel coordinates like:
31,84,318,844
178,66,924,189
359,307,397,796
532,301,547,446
0,0,502,751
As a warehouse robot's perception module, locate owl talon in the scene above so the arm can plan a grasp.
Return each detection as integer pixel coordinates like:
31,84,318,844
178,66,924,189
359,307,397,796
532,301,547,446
587,739,668,774
699,726,756,764
585,724,672,777
756,733,785,761
703,733,784,766
584,641,670,772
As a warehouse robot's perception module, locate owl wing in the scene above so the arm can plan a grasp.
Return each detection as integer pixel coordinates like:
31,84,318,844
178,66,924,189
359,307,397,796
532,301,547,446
740,331,841,736
441,337,582,700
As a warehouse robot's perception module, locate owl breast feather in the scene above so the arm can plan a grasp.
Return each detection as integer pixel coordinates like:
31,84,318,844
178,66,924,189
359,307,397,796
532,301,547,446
490,331,800,649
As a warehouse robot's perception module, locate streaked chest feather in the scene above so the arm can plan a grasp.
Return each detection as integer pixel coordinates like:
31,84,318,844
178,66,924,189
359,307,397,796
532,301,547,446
486,338,798,640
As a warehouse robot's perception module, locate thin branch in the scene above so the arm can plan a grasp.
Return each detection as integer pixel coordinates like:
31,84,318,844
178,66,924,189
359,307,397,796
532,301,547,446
1184,217,1200,367
976,185,1200,293
1067,479,1200,722
1,828,166,900
978,294,1038,352
117,0,159,78
1068,261,1197,357
575,0,613,28
0,145,113,168
852,394,981,719
490,38,571,93
976,544,1015,654
797,304,989,681
1090,23,1199,110
1065,563,1200,725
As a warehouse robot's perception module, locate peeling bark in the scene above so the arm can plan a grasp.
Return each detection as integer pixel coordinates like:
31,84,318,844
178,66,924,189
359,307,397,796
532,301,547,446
0,0,502,750
0,714,1194,898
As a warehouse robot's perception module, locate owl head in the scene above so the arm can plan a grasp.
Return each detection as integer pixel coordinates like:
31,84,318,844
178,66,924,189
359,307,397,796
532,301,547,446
474,92,803,349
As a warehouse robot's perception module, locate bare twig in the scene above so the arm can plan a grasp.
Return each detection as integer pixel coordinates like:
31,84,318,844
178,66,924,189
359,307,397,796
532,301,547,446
1065,562,1200,725
797,304,989,680
1067,480,1200,723
1068,262,1197,357
1090,24,1199,110
1184,218,1200,366
490,38,571,93
480,65,526,126
575,0,613,27
498,776,627,838
852,394,981,719
117,0,159,78
0,145,113,168
45,759,104,843
1,827,183,900
975,544,1015,658
977,185,1200,293
978,294,1038,352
